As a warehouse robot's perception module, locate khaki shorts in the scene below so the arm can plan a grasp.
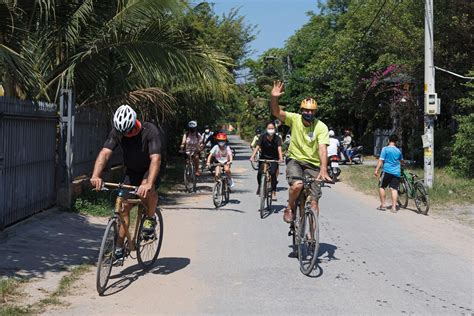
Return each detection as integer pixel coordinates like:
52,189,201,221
286,159,322,200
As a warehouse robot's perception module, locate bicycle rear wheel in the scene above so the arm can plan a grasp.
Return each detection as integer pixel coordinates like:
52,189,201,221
137,208,164,270
96,218,117,295
259,174,266,218
398,178,409,208
297,207,319,275
213,181,223,208
414,182,429,215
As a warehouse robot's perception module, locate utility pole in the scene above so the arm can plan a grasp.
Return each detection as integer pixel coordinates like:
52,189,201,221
423,0,438,188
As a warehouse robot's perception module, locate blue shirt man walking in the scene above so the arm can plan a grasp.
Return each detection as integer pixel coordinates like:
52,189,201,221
374,134,404,212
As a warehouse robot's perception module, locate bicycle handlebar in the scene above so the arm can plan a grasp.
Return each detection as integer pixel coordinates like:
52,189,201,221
208,162,232,168
289,176,335,185
103,182,139,190
257,159,281,163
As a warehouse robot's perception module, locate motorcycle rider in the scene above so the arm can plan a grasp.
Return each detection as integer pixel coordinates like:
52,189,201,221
342,129,353,164
327,130,340,158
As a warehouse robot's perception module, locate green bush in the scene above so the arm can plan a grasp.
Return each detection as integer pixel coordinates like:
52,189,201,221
450,72,474,178
72,189,112,217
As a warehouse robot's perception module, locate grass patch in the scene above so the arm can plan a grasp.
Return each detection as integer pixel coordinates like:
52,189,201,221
30,264,91,313
158,158,184,195
341,165,474,206
73,190,112,217
0,278,26,304
0,305,30,316
38,297,62,306
0,278,30,316
53,265,91,297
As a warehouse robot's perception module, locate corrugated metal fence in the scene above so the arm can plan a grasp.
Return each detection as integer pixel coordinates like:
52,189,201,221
73,109,121,178
0,97,57,229
0,96,118,229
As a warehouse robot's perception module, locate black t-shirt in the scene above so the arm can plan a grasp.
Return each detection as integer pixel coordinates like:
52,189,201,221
257,133,282,159
104,122,162,174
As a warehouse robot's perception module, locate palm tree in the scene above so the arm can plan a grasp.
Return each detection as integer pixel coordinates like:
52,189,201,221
0,0,233,117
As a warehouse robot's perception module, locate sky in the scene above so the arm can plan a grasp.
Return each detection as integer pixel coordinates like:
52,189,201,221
211,0,320,60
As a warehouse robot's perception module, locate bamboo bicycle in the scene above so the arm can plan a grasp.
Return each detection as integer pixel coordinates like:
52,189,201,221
96,182,164,295
258,159,279,219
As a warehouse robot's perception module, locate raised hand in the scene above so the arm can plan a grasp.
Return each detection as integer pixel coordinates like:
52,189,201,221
271,81,285,98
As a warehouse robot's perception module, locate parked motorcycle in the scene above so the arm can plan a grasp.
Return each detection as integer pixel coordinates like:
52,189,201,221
328,155,341,182
339,144,364,165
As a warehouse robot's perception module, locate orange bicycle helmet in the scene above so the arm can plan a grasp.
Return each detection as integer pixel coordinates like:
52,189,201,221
216,132,227,141
300,97,318,110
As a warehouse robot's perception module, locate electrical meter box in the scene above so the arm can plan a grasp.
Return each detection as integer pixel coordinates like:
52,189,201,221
424,93,440,115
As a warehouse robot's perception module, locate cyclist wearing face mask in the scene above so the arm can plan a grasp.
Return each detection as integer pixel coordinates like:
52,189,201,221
206,132,234,187
250,121,283,200
270,81,332,223
180,121,203,177
202,125,214,149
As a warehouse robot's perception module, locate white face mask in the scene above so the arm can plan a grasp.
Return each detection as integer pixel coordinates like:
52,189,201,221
205,129,210,133
267,129,275,136
218,142,226,147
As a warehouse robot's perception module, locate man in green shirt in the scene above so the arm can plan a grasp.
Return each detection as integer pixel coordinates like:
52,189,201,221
270,81,332,223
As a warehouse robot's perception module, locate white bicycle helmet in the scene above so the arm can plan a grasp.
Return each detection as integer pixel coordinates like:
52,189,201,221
113,104,137,133
329,130,335,137
188,120,197,129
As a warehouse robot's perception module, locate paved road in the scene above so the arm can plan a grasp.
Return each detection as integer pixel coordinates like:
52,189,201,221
46,135,473,315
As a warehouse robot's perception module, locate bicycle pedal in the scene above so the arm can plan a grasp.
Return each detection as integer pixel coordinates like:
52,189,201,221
113,258,124,267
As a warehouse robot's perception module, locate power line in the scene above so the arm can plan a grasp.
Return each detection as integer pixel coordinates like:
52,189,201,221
435,66,474,80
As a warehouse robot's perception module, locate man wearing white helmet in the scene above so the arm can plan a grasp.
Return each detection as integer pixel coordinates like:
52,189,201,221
91,104,163,263
327,130,340,158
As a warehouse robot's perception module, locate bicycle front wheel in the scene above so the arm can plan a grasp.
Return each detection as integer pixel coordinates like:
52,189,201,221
398,178,409,208
259,174,267,218
414,182,429,215
184,163,193,192
297,208,319,276
213,181,223,208
266,174,273,210
96,218,117,295
137,208,164,270
224,180,230,203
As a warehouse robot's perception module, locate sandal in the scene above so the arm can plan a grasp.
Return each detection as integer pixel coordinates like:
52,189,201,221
376,206,386,211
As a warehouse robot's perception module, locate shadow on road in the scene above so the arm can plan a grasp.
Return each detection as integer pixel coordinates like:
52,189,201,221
0,210,104,279
164,206,245,213
103,257,190,296
318,243,339,261
286,242,338,278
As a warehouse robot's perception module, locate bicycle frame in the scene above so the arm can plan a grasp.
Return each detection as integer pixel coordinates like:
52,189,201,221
401,169,416,198
258,159,279,190
106,182,145,252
